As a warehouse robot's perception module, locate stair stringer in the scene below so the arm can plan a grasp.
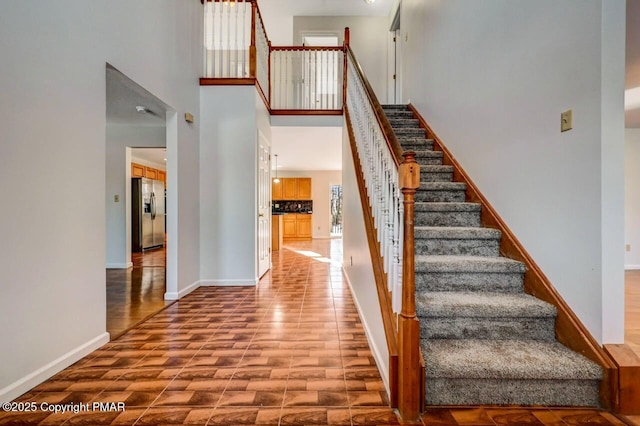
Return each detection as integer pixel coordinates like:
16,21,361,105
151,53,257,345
407,103,618,410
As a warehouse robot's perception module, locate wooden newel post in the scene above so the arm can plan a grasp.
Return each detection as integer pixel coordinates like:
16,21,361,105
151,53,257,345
249,1,257,78
343,27,350,108
398,151,421,422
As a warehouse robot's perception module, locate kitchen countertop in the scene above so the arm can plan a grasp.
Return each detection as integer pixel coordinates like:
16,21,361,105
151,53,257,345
272,212,312,215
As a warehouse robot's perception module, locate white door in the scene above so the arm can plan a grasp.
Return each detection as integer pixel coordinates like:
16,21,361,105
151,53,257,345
257,131,271,278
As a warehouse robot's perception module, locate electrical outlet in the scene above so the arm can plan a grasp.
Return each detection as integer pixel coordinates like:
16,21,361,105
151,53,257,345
114,195,120,203
561,109,573,132
626,244,631,252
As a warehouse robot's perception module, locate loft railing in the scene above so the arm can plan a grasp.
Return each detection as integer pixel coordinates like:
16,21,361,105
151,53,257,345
201,0,422,421
201,0,343,114
271,47,344,111
203,0,251,78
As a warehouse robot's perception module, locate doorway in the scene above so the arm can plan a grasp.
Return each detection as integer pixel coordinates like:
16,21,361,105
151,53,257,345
258,130,271,278
388,4,402,104
330,184,343,237
105,64,175,339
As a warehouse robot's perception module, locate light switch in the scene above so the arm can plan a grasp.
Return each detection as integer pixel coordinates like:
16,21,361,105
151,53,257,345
561,110,573,132
626,244,631,252
114,195,120,203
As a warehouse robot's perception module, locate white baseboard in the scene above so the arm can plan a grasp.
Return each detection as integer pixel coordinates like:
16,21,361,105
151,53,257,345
625,264,640,270
342,268,391,397
164,280,201,300
106,262,133,269
200,278,258,287
0,332,110,403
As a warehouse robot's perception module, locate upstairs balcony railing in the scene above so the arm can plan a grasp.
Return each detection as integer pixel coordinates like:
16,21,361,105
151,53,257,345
201,0,422,421
201,0,343,114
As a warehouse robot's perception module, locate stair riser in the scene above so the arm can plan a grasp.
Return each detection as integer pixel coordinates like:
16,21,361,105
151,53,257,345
394,128,427,138
385,112,414,119
416,272,524,293
415,190,466,203
413,156,444,166
420,172,453,182
389,120,420,128
415,239,500,256
414,212,481,228
419,317,556,341
426,379,599,406
400,142,435,151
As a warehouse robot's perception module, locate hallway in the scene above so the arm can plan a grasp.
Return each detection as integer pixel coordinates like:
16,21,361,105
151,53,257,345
1,240,633,425
107,246,172,339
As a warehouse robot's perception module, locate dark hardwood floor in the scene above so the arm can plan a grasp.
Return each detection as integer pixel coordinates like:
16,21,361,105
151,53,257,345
106,245,172,339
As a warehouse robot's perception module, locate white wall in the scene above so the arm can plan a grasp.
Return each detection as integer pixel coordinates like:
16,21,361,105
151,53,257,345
341,122,390,394
277,170,342,238
0,0,201,401
293,16,390,103
200,86,270,285
400,0,626,343
625,129,640,269
106,126,166,268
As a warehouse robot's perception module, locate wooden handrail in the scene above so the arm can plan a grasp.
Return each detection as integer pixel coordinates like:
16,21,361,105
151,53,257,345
346,46,403,166
270,46,345,52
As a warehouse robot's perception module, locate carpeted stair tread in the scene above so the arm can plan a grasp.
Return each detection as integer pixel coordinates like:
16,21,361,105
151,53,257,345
389,118,420,128
416,291,556,319
414,203,482,227
415,255,526,273
415,226,500,240
382,104,409,110
384,111,415,119
415,202,481,212
420,182,466,191
421,339,602,381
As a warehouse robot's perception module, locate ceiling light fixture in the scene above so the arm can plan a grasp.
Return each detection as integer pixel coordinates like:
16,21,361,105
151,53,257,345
364,0,375,4
135,105,148,113
273,154,280,184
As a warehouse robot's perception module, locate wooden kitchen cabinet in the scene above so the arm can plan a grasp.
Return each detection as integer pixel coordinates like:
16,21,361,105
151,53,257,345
132,163,145,178
273,177,312,200
296,214,312,238
282,213,312,241
282,215,298,239
272,179,283,199
297,178,312,200
144,167,158,180
131,162,166,187
283,178,298,199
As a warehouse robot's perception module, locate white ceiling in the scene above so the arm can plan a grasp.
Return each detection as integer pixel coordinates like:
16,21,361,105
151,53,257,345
106,65,168,127
271,126,342,171
132,148,167,168
259,0,395,18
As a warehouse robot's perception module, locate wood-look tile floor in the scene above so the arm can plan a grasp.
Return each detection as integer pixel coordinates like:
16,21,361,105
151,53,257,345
625,270,640,356
107,246,172,339
1,240,633,425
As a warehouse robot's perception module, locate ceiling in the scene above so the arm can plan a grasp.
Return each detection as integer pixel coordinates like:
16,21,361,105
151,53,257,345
106,64,168,127
271,126,343,171
259,0,395,18
131,148,167,168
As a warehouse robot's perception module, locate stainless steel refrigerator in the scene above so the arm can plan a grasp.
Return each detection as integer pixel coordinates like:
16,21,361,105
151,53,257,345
132,178,165,251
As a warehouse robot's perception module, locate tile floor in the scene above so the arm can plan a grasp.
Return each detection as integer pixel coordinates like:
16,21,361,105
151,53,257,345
1,240,635,425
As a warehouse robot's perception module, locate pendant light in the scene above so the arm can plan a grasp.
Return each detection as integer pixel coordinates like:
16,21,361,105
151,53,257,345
273,154,280,183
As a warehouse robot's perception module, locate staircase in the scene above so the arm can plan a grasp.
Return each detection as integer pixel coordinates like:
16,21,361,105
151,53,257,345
382,105,603,407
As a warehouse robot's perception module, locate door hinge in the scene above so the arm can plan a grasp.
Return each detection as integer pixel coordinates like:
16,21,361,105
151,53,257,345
393,36,396,42
393,74,396,80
